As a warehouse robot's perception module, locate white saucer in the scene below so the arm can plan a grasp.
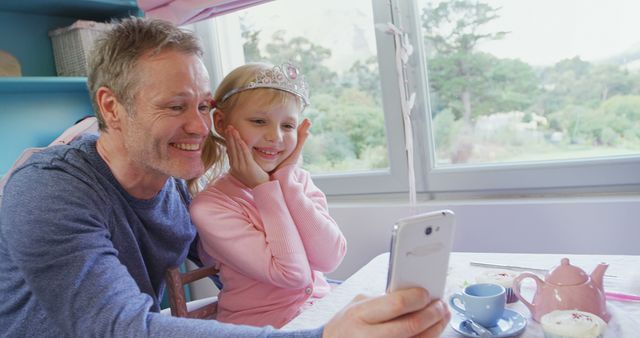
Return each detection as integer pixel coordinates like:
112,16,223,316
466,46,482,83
450,308,527,338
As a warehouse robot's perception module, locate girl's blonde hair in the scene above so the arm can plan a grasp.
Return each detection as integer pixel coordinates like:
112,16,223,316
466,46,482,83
187,62,306,195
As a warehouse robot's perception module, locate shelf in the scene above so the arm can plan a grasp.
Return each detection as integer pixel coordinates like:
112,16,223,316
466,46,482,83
0,0,140,19
0,0,132,175
0,1,142,77
0,77,88,93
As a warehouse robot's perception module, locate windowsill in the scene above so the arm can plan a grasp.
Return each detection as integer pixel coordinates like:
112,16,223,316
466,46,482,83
326,191,640,206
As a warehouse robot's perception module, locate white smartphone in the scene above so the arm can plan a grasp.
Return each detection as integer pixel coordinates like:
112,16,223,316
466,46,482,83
386,210,456,299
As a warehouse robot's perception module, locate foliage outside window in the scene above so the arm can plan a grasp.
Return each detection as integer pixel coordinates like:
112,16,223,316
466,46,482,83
212,0,389,175
419,0,640,166
199,0,640,196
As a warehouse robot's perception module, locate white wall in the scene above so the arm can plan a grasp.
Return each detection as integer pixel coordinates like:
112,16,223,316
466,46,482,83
189,195,639,299
326,196,640,280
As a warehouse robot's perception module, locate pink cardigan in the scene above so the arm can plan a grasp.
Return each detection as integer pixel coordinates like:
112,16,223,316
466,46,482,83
189,165,347,328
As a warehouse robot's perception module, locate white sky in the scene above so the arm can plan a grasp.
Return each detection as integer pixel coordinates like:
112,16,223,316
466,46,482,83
234,0,376,72
474,0,640,65
233,0,640,69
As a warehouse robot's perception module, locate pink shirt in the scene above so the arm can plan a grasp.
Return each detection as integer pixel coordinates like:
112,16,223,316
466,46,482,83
190,165,347,328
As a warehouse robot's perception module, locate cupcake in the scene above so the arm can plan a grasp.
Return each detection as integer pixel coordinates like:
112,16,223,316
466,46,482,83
475,270,518,303
540,310,607,338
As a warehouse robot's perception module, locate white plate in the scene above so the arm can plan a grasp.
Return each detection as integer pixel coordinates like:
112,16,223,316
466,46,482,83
450,308,527,338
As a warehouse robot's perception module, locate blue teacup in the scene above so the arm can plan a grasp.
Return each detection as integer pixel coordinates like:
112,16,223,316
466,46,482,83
449,283,506,327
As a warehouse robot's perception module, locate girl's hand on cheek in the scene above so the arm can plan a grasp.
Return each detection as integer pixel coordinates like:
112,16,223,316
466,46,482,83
273,118,311,173
225,125,268,188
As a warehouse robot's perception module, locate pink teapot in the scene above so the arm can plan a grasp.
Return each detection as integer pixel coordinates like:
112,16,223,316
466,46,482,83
513,258,610,322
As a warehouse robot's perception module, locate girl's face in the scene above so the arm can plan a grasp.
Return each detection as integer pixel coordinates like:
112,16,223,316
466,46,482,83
216,93,301,173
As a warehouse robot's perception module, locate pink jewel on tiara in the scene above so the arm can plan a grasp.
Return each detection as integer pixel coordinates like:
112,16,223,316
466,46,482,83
275,70,285,82
286,64,299,80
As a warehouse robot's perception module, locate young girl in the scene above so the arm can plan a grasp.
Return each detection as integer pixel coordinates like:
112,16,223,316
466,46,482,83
189,62,347,328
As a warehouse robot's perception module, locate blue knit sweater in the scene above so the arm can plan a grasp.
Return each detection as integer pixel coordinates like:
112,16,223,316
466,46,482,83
0,135,323,337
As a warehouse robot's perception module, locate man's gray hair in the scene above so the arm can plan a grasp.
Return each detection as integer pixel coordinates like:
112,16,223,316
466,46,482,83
87,16,204,130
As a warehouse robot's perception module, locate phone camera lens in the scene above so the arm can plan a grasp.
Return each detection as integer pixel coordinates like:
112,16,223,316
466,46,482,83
425,226,433,235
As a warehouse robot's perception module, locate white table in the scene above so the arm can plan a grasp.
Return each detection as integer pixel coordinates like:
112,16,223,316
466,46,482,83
283,252,640,337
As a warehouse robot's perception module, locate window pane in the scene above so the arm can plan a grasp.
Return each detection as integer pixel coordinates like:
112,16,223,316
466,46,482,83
212,0,388,174
418,0,640,167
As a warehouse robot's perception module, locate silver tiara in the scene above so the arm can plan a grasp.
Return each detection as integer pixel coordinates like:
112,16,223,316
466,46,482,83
220,62,310,107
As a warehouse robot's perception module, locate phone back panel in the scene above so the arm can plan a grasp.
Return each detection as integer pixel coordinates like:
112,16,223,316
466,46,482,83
386,210,455,299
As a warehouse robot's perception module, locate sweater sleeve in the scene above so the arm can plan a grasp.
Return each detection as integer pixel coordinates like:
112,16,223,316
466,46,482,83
190,181,313,289
270,165,347,273
0,165,321,338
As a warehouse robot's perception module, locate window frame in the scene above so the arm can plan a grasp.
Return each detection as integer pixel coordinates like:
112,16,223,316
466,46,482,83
400,0,640,196
194,0,412,195
310,0,411,195
195,0,640,198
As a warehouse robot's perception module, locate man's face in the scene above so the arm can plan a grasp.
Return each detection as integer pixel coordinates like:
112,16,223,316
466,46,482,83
119,49,212,180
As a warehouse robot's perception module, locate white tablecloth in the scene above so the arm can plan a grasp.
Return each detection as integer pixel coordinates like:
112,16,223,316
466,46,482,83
283,252,640,337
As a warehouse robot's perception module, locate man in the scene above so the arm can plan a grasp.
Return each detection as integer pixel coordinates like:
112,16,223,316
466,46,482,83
0,17,449,337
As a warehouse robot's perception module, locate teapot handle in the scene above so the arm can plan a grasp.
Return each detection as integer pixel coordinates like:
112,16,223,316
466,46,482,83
513,272,543,314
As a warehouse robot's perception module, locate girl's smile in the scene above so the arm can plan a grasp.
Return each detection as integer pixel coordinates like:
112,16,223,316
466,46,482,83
215,93,301,173
254,146,283,160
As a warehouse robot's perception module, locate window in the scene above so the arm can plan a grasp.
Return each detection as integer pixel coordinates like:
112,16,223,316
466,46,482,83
194,0,410,194
413,0,640,194
195,0,640,197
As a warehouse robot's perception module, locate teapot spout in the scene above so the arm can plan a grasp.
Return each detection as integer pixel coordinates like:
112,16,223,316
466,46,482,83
591,263,609,291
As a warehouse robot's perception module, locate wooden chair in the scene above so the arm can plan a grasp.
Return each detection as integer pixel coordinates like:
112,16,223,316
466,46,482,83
165,265,220,319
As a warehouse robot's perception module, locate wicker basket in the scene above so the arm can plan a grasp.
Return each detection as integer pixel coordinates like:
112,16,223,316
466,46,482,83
48,20,113,76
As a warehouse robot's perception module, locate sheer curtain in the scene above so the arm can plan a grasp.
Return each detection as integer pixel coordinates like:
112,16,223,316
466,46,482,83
138,0,273,25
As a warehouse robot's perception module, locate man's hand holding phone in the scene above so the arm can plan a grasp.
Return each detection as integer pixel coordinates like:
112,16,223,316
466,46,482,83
323,288,451,338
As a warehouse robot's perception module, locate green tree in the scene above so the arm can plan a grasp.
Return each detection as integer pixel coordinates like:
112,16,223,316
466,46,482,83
597,95,640,142
263,31,337,96
342,56,382,104
428,51,538,120
539,57,596,113
427,52,490,120
240,15,262,61
308,89,385,158
590,64,634,102
421,0,508,123
239,27,388,172
546,95,640,146
482,56,538,113
538,57,640,148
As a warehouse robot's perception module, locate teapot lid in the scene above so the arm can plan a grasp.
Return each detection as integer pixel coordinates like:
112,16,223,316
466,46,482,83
546,258,588,285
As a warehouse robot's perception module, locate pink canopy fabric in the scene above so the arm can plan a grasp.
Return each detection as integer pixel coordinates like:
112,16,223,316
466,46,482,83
138,0,273,25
